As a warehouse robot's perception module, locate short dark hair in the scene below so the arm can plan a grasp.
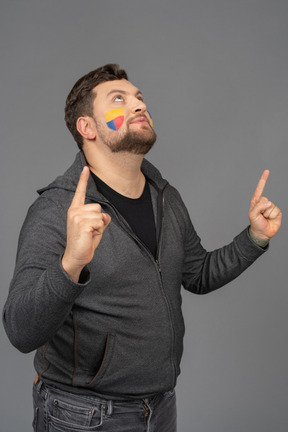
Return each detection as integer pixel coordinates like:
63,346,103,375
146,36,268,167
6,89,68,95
65,64,128,149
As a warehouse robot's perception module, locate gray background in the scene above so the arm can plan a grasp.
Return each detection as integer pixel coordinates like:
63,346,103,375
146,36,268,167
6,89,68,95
1,1,287,431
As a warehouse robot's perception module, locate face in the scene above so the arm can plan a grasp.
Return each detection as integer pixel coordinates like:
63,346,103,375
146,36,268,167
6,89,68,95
91,79,157,155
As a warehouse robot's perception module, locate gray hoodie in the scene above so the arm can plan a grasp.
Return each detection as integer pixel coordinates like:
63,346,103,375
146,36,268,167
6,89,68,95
3,151,266,398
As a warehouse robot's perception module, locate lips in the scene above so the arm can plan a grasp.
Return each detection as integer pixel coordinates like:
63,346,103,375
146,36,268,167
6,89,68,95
129,116,149,125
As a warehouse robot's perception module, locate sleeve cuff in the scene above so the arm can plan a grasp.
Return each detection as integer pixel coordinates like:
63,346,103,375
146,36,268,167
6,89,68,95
46,256,91,303
234,227,269,262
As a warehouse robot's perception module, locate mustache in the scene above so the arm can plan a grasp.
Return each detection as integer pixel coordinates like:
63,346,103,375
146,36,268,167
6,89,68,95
128,114,151,125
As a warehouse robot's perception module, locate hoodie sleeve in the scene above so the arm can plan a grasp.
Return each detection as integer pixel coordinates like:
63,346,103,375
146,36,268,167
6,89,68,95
182,223,268,295
2,195,90,353
169,188,268,294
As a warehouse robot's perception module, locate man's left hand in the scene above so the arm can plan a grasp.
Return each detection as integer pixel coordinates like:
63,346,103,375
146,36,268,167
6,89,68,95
248,170,282,240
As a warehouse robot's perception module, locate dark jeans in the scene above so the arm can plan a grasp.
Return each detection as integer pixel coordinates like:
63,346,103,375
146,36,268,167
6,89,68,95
33,380,177,432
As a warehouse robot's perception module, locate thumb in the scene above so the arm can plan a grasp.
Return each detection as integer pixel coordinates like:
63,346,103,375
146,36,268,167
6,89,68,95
102,213,111,227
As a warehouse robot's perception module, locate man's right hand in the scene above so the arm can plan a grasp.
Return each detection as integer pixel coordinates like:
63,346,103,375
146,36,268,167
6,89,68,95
62,166,111,282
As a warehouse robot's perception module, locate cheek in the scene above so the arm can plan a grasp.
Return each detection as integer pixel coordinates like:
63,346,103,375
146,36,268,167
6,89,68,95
147,111,153,127
105,109,125,131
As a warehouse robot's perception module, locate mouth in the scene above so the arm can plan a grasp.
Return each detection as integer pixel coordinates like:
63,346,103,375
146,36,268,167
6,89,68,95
129,116,149,125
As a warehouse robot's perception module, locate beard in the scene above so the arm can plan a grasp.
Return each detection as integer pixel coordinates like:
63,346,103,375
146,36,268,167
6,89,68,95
94,119,157,155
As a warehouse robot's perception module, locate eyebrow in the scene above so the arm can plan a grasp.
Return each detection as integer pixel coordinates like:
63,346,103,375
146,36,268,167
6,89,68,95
106,89,143,98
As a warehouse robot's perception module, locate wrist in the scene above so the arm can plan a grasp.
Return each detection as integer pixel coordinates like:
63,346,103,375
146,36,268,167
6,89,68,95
248,227,270,248
61,254,85,283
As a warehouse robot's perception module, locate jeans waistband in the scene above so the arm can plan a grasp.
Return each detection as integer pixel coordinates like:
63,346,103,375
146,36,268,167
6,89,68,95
35,378,174,409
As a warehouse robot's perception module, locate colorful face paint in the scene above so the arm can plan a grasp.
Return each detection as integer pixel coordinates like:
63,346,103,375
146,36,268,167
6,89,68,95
147,111,153,127
105,108,125,131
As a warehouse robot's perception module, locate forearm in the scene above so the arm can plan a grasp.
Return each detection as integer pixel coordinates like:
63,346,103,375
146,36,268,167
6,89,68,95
2,257,90,353
183,227,267,295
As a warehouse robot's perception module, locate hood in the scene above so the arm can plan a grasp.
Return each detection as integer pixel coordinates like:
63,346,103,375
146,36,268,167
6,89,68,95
37,151,168,200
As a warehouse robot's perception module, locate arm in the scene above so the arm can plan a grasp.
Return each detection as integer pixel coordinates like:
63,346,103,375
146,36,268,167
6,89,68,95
182,170,281,294
2,196,89,353
2,167,110,353
182,224,267,294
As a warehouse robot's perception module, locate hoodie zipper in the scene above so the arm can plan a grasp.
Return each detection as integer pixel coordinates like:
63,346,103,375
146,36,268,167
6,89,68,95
155,188,177,387
89,185,177,388
90,194,163,274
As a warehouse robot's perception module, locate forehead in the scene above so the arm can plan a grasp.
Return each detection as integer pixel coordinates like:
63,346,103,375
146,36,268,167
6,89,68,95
93,79,140,99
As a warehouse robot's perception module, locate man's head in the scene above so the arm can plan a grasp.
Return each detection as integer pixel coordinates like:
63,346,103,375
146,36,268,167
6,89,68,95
65,64,156,154
65,64,128,150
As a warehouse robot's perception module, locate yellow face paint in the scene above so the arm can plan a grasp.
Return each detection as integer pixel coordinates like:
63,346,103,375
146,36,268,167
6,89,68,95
147,111,153,127
105,109,125,131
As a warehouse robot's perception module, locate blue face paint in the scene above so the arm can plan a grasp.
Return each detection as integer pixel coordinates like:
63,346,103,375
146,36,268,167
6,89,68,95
147,111,153,127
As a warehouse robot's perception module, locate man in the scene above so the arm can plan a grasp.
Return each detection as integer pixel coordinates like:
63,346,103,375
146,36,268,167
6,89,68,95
3,64,282,432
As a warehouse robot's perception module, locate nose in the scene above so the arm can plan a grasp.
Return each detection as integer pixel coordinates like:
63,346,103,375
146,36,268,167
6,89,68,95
131,97,147,113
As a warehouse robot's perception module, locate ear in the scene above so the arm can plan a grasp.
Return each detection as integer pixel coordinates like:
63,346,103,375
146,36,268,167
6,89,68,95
76,116,96,141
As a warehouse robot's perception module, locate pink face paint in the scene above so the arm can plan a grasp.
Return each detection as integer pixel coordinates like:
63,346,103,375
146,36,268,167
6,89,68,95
105,109,125,131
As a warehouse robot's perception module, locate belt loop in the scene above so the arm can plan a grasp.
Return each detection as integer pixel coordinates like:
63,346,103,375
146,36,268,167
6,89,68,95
34,377,47,400
107,400,113,416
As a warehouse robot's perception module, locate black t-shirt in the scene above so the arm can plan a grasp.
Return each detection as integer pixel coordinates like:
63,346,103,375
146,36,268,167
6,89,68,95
91,172,157,258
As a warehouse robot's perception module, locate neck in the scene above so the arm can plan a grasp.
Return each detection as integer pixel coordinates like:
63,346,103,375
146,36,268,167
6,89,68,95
84,144,146,199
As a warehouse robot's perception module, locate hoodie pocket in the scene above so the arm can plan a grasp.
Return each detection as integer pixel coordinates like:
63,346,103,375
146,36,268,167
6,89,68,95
85,333,116,387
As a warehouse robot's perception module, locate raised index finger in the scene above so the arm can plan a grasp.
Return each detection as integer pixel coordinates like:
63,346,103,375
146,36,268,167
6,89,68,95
251,169,270,202
70,166,90,207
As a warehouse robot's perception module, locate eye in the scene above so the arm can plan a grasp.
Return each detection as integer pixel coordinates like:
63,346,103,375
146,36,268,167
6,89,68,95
114,95,124,102
137,95,144,102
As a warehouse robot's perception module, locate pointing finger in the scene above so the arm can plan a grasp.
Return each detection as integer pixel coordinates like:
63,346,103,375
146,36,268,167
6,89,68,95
70,166,90,208
251,169,270,203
